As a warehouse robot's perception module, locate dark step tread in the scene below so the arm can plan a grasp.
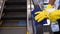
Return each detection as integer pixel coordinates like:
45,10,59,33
2,20,26,27
5,0,26,5
0,27,26,34
7,0,26,1
4,5,27,12
5,5,26,7
4,12,27,17
3,10,27,12
4,5,26,9
5,2,26,5
1,17,27,20
6,0,26,2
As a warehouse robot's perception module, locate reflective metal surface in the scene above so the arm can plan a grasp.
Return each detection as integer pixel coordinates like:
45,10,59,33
27,0,34,34
0,0,5,19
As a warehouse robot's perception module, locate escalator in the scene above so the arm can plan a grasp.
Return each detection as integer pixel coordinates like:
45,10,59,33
0,0,27,34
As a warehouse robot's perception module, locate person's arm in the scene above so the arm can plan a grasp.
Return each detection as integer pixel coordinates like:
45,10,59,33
49,0,55,5
45,0,56,11
34,0,56,22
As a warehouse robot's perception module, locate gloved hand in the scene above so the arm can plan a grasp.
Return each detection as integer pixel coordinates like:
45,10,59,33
44,4,53,11
34,10,48,22
34,4,54,22
49,10,60,22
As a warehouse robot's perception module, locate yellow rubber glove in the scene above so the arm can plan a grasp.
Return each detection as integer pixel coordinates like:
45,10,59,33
49,10,60,22
34,10,48,22
34,4,53,22
45,4,53,11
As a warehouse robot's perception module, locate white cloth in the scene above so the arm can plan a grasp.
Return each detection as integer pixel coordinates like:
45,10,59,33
54,0,60,9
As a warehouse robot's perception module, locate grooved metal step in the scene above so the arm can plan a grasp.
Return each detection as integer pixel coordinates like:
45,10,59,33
1,0,27,34
5,0,26,5
1,12,27,20
0,27,26,34
2,20,26,27
1,17,27,20
4,5,26,12
4,12,26,18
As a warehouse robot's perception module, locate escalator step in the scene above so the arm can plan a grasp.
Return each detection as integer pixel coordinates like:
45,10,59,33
4,5,26,12
0,27,26,34
4,12,26,18
2,20,26,27
5,0,26,5
2,12,27,20
4,5,26,10
7,0,26,1
1,17,27,20
4,9,26,12
0,0,27,34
